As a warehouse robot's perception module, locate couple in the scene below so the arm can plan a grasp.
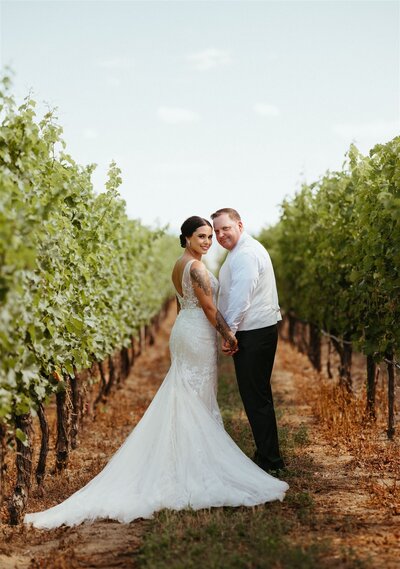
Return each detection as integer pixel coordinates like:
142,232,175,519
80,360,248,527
24,208,288,529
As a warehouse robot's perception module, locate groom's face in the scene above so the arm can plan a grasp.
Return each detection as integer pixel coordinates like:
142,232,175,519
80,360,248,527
213,213,243,251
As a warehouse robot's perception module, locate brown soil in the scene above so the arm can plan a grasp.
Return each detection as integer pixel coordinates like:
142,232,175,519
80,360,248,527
275,343,400,569
1,307,399,568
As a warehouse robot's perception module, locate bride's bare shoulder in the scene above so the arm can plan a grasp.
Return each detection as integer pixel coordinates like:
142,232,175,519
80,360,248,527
189,260,207,274
189,261,210,287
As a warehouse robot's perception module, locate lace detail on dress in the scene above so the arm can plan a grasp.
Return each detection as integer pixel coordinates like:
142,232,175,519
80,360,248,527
171,259,219,398
176,259,218,310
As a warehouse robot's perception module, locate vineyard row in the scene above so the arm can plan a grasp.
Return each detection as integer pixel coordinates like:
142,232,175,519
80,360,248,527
259,136,400,439
0,78,179,522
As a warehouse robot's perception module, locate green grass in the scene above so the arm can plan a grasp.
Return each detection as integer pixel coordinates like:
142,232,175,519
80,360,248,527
137,507,326,569
137,357,369,569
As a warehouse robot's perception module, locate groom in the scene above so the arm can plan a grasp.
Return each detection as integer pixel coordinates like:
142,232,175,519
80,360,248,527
211,208,285,473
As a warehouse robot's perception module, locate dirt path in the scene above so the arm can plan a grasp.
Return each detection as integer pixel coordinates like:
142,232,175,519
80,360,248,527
274,343,400,569
1,309,399,568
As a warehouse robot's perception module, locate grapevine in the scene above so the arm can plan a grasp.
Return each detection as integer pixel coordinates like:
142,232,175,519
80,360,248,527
0,77,179,521
259,137,400,435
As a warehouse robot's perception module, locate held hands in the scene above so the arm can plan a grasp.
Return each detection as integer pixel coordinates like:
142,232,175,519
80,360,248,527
221,336,238,356
214,310,238,355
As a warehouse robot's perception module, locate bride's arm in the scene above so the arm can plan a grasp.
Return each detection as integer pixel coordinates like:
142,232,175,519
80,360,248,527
190,261,237,352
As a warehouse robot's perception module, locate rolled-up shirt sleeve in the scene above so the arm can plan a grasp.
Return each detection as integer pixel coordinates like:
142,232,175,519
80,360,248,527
224,252,260,334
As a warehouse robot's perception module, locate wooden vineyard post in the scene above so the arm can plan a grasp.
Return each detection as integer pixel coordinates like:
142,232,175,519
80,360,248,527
286,310,296,346
56,382,70,471
135,334,141,357
70,373,80,450
115,350,120,385
326,338,333,379
301,321,309,354
308,323,321,372
289,313,298,348
296,320,308,354
130,336,136,367
0,422,6,508
152,312,161,334
146,322,155,346
105,354,115,395
94,360,107,406
8,413,33,525
35,403,49,489
366,355,377,419
386,353,395,440
331,336,353,392
139,325,146,354
341,341,353,392
121,346,130,381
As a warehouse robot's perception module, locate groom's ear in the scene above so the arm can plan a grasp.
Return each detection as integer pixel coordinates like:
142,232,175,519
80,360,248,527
238,220,244,232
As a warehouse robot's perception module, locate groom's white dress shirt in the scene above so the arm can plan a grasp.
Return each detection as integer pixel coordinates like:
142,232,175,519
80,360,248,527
217,231,282,334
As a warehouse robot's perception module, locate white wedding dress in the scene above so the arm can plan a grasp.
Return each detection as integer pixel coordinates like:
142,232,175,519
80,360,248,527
24,260,288,529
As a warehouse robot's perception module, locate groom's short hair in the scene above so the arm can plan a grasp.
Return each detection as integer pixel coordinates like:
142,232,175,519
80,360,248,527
210,208,241,221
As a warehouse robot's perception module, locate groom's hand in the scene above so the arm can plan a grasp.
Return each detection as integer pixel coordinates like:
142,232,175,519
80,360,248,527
221,338,238,356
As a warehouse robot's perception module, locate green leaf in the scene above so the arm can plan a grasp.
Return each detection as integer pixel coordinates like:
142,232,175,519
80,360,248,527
15,428,29,447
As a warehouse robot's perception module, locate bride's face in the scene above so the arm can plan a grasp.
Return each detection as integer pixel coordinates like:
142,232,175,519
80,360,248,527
188,225,213,255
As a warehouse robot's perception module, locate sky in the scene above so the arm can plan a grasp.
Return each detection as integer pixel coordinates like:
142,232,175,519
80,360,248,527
1,0,399,264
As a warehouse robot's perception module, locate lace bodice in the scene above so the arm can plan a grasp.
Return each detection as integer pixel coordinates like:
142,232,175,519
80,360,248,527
169,258,219,403
175,259,218,310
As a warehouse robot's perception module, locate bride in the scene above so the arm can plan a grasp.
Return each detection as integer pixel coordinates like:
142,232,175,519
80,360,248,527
24,216,289,529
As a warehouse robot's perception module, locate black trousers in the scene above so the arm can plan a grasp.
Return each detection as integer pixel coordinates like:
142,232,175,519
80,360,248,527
233,324,284,470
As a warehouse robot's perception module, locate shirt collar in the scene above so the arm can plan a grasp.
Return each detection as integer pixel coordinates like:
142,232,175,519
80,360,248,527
230,231,249,255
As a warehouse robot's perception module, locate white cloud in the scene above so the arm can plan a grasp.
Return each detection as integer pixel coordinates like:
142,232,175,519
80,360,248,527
97,57,134,70
157,107,200,124
254,103,280,117
186,48,231,71
333,120,399,140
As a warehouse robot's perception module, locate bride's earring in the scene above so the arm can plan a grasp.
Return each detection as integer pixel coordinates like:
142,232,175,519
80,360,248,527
187,239,191,248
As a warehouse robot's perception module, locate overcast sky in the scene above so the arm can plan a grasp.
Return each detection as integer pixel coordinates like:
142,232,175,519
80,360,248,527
1,0,399,264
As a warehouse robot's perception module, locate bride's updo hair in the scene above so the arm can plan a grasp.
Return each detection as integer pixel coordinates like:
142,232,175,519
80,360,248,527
179,216,212,248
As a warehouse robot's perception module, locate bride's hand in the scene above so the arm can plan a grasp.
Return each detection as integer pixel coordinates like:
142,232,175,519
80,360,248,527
221,336,238,356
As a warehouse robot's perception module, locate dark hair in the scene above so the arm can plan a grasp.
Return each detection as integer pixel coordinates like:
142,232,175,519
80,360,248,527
179,216,212,248
210,207,241,221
